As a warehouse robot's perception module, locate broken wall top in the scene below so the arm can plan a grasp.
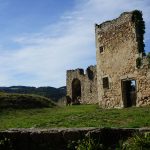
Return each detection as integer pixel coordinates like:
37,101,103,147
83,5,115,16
95,11,133,32
95,10,145,55
67,65,96,76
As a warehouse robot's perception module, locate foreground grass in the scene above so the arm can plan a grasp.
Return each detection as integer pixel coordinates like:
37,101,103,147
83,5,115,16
0,105,150,130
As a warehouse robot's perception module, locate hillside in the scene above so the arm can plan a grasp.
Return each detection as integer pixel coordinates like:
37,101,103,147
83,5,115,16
0,86,66,102
0,93,56,109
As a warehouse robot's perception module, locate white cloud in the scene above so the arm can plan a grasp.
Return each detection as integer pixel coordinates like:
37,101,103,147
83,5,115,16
0,0,150,87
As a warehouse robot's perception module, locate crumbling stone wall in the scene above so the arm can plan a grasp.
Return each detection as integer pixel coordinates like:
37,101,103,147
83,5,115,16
95,10,150,108
136,59,150,106
66,65,98,104
67,10,150,108
0,128,149,150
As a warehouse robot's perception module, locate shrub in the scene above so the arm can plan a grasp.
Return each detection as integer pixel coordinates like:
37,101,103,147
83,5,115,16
0,137,14,150
122,132,150,150
136,57,142,68
147,52,150,66
68,136,104,150
68,133,150,150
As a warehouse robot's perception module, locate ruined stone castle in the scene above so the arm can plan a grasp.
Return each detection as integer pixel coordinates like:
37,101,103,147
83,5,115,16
66,10,150,108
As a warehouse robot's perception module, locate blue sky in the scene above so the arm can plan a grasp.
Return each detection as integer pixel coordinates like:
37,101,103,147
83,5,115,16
0,0,150,87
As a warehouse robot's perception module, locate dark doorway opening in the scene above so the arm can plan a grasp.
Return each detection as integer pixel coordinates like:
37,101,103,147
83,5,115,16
122,79,137,107
72,78,81,103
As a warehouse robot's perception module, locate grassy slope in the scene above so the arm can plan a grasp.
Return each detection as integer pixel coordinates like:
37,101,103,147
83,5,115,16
0,93,56,109
0,105,150,130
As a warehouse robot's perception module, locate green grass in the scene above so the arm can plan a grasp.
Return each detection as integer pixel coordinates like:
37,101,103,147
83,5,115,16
0,105,150,130
0,93,56,109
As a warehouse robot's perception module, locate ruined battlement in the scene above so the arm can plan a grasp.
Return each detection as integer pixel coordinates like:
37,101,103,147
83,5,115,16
95,10,145,55
67,68,84,76
67,65,97,78
95,11,133,31
95,12,137,58
95,10,144,31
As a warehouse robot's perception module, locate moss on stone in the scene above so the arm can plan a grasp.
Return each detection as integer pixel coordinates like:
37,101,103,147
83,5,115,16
136,57,142,69
132,10,145,55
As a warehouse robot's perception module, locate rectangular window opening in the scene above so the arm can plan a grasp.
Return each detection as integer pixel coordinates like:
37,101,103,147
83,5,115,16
99,46,104,53
103,77,109,89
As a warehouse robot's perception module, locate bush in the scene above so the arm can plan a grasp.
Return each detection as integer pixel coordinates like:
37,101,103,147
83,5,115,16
147,52,150,66
0,137,14,150
68,133,150,150
136,57,142,68
68,136,104,150
122,132,150,150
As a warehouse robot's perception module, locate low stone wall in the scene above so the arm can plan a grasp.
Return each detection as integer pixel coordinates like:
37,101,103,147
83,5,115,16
0,128,149,150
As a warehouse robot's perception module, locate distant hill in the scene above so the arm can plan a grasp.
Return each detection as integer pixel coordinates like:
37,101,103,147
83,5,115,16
0,86,66,102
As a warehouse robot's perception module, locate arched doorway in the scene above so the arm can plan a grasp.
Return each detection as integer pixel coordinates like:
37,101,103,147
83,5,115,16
72,78,81,103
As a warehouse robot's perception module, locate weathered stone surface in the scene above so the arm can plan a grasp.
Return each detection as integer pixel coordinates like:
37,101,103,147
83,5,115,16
66,66,98,104
0,128,149,150
67,10,150,108
95,10,150,108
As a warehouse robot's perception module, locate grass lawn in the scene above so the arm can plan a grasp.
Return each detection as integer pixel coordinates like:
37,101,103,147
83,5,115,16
0,105,150,130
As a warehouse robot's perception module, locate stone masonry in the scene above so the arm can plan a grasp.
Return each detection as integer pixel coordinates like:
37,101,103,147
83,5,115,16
66,66,98,104
0,128,149,150
67,10,150,107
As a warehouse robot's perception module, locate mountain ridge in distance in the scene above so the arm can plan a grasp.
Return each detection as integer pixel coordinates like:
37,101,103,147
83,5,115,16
0,86,66,102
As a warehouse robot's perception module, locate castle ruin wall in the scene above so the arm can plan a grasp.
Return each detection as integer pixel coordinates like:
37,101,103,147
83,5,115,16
66,66,98,104
66,10,150,108
95,10,150,108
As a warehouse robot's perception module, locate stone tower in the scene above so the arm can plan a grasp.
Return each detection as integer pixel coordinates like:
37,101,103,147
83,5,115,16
95,10,150,108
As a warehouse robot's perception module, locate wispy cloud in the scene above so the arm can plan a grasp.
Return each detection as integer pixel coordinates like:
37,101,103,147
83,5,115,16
0,0,150,87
